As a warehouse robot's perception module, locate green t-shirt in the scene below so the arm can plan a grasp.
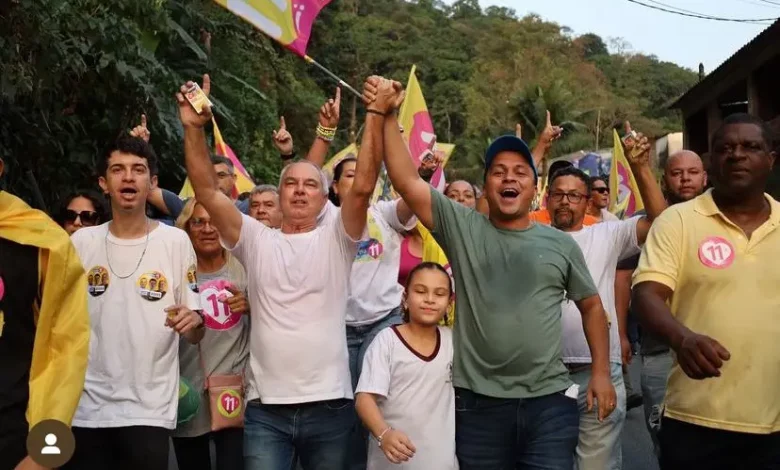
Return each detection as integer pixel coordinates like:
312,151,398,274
430,189,598,398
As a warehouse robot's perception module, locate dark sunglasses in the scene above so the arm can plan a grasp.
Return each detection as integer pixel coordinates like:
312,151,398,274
592,187,610,194
64,210,100,225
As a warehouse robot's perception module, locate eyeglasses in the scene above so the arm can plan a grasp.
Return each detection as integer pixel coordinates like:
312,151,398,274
548,192,587,203
216,171,235,179
592,187,609,194
64,210,100,226
189,217,214,230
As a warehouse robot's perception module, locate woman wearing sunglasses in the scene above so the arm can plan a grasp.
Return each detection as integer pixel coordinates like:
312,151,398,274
57,190,109,235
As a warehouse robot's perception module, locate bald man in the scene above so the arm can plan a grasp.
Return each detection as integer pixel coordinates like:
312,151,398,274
615,149,706,458
663,150,707,204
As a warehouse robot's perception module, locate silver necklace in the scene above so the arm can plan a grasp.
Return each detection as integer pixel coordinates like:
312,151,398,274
105,218,151,279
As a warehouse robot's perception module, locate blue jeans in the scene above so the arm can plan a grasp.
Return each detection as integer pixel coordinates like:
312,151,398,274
455,387,580,470
244,398,355,470
641,351,673,458
570,363,627,470
346,308,403,470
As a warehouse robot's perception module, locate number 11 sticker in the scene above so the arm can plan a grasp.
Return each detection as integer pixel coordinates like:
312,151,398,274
698,236,735,269
199,280,240,331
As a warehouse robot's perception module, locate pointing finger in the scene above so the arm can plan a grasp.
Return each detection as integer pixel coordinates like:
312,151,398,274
334,87,342,106
546,110,552,128
141,114,147,128
515,123,522,138
202,74,211,96
624,120,632,135
280,116,286,130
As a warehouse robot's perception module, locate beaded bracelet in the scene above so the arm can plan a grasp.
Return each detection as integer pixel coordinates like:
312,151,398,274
316,124,337,142
377,426,393,447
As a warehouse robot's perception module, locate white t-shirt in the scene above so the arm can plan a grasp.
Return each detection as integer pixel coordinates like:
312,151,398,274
600,208,620,222
561,218,640,364
347,200,416,326
357,326,457,470
70,222,200,429
224,212,359,404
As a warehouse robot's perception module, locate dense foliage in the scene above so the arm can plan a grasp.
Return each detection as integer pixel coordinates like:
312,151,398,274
1,0,699,210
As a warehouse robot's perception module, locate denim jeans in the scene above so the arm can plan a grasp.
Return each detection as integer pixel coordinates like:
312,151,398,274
640,351,673,457
345,308,403,470
244,398,355,470
569,363,627,470
454,387,579,469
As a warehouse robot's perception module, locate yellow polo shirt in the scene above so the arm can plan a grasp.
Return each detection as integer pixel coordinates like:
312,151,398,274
633,188,780,434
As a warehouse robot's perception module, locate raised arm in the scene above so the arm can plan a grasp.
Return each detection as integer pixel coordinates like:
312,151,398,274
176,74,242,246
382,98,434,228
530,110,563,170
306,87,341,167
339,77,390,239
621,122,667,245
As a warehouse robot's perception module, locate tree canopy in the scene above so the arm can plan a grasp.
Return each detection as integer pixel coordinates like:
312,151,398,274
1,0,699,209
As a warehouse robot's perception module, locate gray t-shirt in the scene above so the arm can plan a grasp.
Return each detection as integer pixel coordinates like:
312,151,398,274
174,254,249,437
429,188,598,399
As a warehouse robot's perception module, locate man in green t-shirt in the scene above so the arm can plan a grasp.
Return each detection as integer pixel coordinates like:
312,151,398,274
372,79,615,469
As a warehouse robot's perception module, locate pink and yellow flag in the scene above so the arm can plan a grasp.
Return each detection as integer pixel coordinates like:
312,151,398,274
398,65,449,192
609,129,645,218
213,0,331,57
179,119,255,199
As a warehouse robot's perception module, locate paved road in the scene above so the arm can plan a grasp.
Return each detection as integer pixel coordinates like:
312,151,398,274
622,358,659,470
169,360,660,470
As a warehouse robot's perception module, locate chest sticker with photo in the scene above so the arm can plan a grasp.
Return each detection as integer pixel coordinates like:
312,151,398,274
199,279,240,331
355,213,385,262
87,266,110,297
186,265,199,293
138,271,168,301
698,236,735,269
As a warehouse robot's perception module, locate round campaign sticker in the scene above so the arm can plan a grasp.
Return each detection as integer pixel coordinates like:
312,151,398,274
186,265,198,293
698,236,735,269
87,266,109,297
137,271,168,301
217,389,242,418
199,280,240,331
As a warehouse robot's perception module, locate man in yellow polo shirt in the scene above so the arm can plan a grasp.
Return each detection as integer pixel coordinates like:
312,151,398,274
632,113,779,469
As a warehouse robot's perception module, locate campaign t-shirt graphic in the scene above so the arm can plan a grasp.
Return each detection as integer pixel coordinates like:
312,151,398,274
199,279,240,331
355,212,384,263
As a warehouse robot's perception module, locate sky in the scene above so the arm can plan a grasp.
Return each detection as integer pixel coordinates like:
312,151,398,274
454,0,779,72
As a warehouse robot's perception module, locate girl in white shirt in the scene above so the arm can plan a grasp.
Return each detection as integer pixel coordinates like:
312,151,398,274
355,262,458,470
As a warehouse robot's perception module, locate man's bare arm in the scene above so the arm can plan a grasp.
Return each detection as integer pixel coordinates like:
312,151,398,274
176,75,242,246
383,114,433,228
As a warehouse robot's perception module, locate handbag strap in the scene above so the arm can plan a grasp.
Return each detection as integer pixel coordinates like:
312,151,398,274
197,343,211,391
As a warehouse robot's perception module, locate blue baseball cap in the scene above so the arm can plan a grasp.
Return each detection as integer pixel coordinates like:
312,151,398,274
484,135,538,181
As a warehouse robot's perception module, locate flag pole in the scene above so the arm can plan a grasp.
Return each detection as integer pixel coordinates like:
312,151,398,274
304,55,362,99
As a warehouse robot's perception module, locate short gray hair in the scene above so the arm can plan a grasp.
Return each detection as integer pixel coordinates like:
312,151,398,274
278,160,329,196
250,184,278,197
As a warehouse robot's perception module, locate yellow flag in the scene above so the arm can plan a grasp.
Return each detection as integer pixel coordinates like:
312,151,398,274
398,65,448,191
417,223,455,327
180,119,255,199
609,129,645,218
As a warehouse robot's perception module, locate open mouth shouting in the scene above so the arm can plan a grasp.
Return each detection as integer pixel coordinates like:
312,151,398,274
499,187,520,202
118,187,139,201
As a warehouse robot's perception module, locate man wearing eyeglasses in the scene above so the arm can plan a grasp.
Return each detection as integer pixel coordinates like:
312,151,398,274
546,124,667,470
587,176,619,222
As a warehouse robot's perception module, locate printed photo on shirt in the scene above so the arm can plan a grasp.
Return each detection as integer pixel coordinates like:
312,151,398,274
186,265,199,293
87,266,109,297
137,270,168,301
